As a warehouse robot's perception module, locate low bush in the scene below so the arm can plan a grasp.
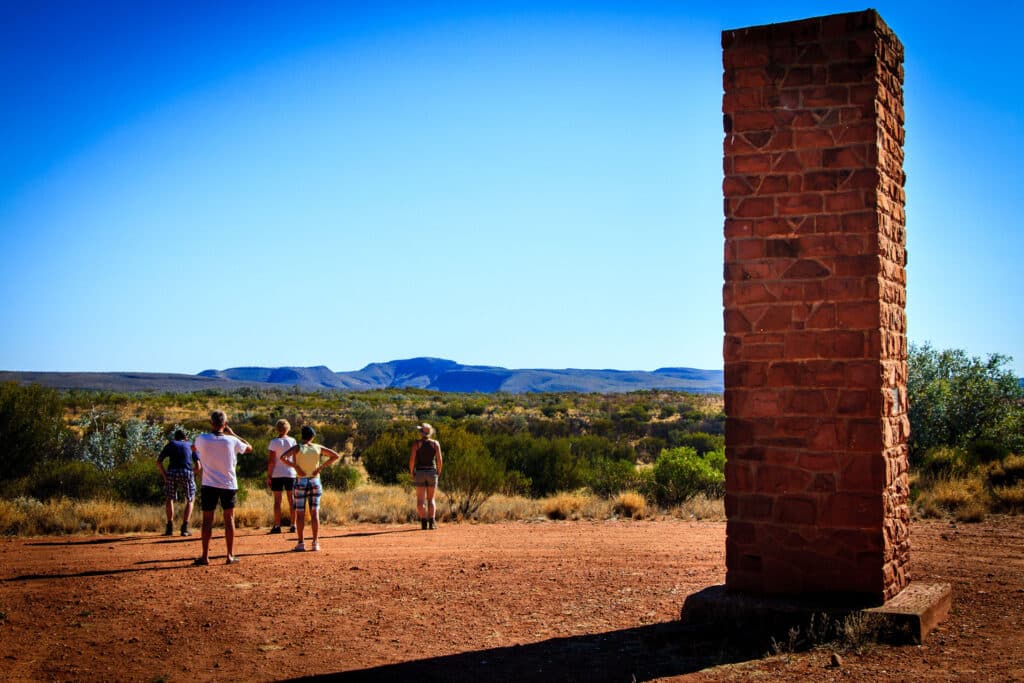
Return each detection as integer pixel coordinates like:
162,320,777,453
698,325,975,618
28,460,109,501
919,446,973,480
543,491,589,520
110,459,164,504
320,464,362,492
652,447,725,505
612,491,647,519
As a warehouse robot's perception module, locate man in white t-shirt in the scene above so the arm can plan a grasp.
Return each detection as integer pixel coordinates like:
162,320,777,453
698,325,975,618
192,410,252,566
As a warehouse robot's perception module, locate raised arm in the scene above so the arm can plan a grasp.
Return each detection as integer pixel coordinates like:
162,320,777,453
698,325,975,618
223,425,253,453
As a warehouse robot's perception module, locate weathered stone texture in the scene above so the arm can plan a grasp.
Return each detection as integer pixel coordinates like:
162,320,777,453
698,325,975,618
722,10,908,603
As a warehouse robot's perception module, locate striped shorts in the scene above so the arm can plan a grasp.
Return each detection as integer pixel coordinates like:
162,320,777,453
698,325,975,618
164,470,196,501
294,477,323,511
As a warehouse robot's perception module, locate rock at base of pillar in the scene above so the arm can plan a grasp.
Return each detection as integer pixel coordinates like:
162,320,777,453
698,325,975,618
681,582,951,646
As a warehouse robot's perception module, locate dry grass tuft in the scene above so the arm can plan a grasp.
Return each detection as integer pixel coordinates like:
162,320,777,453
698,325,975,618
344,484,415,524
612,491,648,519
920,477,987,514
541,491,611,520
476,494,543,522
668,494,726,521
990,482,1024,511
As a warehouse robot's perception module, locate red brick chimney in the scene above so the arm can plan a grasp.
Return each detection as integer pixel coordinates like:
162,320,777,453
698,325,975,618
722,9,909,603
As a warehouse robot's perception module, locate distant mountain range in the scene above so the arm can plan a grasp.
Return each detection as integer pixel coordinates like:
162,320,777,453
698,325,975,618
198,357,724,393
1,357,724,394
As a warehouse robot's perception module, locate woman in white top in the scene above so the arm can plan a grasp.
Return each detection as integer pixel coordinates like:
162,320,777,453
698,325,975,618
279,426,340,552
266,419,298,534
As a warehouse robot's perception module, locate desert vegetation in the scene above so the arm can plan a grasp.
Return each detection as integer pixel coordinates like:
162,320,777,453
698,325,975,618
0,383,727,533
0,343,1020,534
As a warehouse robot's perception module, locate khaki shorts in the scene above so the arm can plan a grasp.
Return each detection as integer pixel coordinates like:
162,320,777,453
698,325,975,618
413,470,438,488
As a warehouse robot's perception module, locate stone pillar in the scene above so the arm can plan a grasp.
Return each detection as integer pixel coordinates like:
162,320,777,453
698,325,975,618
722,10,909,603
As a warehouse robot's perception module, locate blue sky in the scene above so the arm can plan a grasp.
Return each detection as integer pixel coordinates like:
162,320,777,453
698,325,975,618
1,1,1021,376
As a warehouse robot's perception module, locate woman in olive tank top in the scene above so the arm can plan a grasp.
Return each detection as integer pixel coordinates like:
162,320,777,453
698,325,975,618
409,423,443,530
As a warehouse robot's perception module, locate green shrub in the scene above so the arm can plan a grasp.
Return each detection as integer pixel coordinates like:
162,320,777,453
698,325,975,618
586,458,642,497
362,429,412,484
321,464,362,492
111,458,164,504
670,431,725,456
652,446,725,505
28,460,109,500
0,382,66,482
441,428,505,518
968,438,1010,465
919,446,972,479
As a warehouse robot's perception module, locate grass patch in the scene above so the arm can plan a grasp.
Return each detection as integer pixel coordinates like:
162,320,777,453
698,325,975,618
612,491,648,519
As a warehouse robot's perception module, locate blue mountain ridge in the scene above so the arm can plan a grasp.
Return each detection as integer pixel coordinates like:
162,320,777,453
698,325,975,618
198,357,724,394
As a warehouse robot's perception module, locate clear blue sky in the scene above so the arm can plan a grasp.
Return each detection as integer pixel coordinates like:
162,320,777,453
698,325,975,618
1,1,1021,375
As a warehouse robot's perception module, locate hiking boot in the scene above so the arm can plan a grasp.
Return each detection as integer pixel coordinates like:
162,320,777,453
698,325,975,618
269,526,282,534
180,525,192,537
293,541,305,552
421,519,428,530
163,522,173,536
428,519,436,530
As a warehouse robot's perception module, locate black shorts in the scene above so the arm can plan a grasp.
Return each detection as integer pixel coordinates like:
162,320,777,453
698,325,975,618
271,477,295,492
200,486,238,512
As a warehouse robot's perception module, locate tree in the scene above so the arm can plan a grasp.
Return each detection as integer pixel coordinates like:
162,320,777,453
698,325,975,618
0,382,64,483
439,427,504,518
908,343,1024,461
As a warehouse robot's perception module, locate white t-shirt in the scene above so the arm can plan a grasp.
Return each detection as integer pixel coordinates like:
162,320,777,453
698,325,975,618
269,436,298,478
194,433,248,490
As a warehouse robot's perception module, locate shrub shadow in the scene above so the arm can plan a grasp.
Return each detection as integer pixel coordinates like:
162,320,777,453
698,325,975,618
285,620,761,682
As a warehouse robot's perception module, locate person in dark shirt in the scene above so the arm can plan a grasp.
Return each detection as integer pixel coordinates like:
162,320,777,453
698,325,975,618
408,423,443,530
156,429,201,536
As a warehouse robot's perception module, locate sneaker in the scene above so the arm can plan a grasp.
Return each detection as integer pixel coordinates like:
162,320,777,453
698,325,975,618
180,526,192,537
289,525,297,533
293,542,305,552
311,541,320,552
269,526,281,534
163,522,173,536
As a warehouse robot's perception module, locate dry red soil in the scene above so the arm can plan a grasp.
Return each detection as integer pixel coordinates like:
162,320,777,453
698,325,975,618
0,517,1022,682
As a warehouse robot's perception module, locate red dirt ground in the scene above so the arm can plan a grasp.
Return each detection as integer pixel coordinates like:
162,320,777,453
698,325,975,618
0,517,1022,682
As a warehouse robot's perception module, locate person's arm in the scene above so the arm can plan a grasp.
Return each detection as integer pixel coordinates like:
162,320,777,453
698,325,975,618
191,443,202,476
156,444,169,480
279,444,305,477
267,443,277,488
223,425,253,454
410,442,418,476
313,446,341,478
434,440,443,476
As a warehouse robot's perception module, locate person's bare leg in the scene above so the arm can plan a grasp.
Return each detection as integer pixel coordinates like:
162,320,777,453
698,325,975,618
224,508,236,561
295,509,306,543
273,490,283,527
165,498,175,525
416,486,427,521
426,484,437,528
199,510,214,562
182,499,194,532
310,508,319,545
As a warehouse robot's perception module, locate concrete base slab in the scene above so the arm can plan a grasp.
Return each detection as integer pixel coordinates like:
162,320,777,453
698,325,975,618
681,582,951,646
